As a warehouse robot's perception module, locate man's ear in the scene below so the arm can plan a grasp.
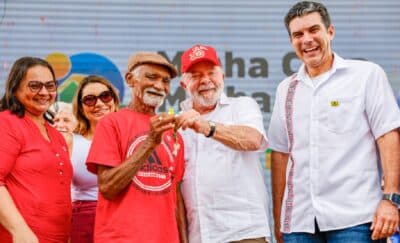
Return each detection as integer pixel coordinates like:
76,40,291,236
328,24,335,41
180,80,187,90
179,72,190,90
125,72,134,88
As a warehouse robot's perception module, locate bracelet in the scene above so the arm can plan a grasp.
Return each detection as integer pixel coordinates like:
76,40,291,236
205,121,216,138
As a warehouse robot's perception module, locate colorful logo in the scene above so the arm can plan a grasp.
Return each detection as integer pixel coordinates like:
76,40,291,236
45,52,125,103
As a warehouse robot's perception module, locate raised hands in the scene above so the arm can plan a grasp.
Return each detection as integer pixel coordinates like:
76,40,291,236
175,109,210,136
148,113,176,145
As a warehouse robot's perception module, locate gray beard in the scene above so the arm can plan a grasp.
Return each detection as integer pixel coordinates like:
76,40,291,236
189,85,223,108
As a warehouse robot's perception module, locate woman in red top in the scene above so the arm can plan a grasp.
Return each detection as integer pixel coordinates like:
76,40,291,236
0,57,73,243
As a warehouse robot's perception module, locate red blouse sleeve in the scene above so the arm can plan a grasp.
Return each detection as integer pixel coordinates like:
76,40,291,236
0,114,23,185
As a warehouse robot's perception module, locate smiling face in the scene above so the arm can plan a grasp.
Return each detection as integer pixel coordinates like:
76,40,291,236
289,12,335,77
15,65,56,119
81,82,116,127
127,63,171,113
53,110,77,133
186,61,224,109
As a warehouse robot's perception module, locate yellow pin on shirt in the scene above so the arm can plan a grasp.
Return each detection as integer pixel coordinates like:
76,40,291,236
330,100,339,107
168,107,175,115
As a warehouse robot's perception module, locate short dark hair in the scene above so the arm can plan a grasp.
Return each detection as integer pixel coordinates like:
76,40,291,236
284,1,331,35
0,56,56,118
72,75,120,136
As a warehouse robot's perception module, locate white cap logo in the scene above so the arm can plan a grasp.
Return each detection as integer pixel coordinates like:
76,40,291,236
189,45,208,61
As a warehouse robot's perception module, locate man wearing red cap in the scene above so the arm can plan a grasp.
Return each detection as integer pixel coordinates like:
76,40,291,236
86,52,187,243
176,44,271,243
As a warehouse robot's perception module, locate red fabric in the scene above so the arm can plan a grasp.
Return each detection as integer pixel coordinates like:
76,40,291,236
180,44,222,72
71,201,97,243
86,108,184,243
0,110,72,242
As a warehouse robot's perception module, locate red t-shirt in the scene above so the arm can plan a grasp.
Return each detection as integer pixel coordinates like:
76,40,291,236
0,110,72,243
86,108,185,243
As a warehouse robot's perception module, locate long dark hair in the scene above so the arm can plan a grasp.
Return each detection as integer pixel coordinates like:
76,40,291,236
0,57,56,118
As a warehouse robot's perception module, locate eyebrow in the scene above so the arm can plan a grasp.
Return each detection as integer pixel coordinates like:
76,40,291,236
291,24,321,35
144,72,157,76
28,80,56,83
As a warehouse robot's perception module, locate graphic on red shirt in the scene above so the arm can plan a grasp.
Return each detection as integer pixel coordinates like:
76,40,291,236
127,133,177,194
86,109,184,243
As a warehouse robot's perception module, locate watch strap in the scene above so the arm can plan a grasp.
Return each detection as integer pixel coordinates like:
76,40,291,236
382,193,400,206
206,121,216,138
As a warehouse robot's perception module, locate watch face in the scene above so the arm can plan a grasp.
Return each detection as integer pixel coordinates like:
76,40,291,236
392,194,400,205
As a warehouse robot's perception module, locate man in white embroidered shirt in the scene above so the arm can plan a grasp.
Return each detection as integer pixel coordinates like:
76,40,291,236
175,44,271,243
268,1,400,243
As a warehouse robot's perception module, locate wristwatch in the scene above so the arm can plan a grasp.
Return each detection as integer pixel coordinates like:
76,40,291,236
382,193,400,206
205,121,216,138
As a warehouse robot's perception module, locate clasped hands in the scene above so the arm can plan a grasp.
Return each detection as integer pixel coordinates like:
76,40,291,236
148,109,210,145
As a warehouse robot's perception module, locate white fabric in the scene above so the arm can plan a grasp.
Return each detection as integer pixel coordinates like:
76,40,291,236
397,91,400,106
180,93,271,243
71,133,98,201
268,53,400,233
309,70,331,88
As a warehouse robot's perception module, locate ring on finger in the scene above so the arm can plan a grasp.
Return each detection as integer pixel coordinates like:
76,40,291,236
158,116,163,121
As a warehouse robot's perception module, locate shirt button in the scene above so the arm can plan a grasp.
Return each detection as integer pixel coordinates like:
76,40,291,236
59,162,64,166
56,153,60,157
59,170,63,175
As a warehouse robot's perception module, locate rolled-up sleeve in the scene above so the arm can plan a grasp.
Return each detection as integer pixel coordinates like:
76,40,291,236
234,96,269,151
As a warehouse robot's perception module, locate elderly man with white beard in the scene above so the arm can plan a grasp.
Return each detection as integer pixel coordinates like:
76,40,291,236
175,44,272,243
86,52,188,243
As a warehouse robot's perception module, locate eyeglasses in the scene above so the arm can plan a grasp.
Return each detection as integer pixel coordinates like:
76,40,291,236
27,80,57,93
81,90,114,107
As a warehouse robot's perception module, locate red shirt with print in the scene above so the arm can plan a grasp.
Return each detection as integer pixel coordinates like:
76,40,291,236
86,108,184,243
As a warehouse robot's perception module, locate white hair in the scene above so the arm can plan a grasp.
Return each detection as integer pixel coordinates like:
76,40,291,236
131,65,144,80
49,101,73,114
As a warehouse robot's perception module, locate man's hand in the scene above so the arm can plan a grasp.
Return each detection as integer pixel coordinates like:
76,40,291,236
371,199,399,240
148,113,176,144
175,109,209,135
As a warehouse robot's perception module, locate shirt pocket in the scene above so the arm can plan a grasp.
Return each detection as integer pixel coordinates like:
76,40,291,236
321,95,363,134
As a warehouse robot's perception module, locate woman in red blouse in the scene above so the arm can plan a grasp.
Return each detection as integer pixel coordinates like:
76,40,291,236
0,57,73,243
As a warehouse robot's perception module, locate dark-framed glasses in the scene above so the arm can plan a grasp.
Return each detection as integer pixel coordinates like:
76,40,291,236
82,90,114,107
27,80,57,93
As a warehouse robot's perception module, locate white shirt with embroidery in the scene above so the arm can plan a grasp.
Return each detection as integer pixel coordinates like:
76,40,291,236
268,53,400,233
180,93,271,243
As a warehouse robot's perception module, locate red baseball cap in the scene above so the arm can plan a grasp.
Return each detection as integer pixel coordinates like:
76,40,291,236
181,44,221,73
